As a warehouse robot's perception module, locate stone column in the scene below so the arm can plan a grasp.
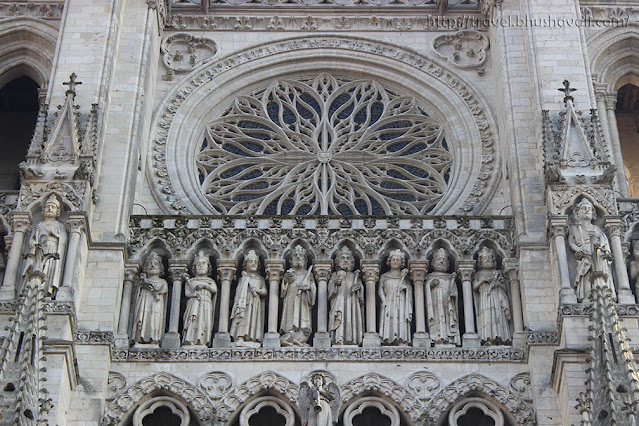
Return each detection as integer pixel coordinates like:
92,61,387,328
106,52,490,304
115,266,138,349
263,259,285,348
313,261,332,348
213,260,236,348
550,216,577,303
605,92,629,196
457,261,479,348
604,217,635,304
361,261,380,347
0,212,30,300
162,263,188,349
57,214,86,302
503,258,525,348
409,260,430,347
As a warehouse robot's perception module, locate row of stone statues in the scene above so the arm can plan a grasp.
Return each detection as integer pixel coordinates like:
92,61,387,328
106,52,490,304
130,244,513,348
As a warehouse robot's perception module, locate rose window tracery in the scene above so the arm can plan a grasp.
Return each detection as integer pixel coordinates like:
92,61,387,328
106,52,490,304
196,73,453,216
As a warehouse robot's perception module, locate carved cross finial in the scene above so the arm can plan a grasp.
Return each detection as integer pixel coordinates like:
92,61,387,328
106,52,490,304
558,80,577,104
63,73,82,99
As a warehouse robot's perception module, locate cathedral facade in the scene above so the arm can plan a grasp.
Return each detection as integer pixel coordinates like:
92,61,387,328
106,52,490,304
0,0,638,425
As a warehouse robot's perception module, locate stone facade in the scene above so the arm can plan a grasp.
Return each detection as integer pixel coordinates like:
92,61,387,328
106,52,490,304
0,0,638,425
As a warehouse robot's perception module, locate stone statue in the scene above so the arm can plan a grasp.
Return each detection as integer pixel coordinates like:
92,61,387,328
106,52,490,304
27,195,67,298
378,249,412,345
298,374,340,426
629,241,639,296
425,248,460,346
328,246,364,345
182,251,218,347
568,198,614,302
230,250,267,346
133,252,168,345
473,247,512,345
280,245,316,347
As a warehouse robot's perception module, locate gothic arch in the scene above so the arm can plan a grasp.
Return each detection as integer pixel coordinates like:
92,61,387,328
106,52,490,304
339,372,424,423
0,17,58,91
102,372,214,425
424,373,535,425
217,371,299,422
588,25,639,89
149,35,501,217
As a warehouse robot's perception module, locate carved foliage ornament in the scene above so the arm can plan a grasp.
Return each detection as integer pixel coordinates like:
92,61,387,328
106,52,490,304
197,73,452,216
161,32,218,74
433,30,489,70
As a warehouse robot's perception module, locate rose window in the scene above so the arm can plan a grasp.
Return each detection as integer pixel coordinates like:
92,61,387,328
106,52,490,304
196,73,452,216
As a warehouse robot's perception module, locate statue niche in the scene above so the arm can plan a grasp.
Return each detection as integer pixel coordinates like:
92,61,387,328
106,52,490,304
182,251,218,347
25,195,67,298
568,198,614,302
133,252,169,346
280,244,316,347
378,249,412,346
328,246,364,346
473,247,511,345
425,248,460,346
230,250,267,347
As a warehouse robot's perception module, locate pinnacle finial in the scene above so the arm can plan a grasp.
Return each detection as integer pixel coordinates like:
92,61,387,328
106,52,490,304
558,80,577,104
63,73,82,99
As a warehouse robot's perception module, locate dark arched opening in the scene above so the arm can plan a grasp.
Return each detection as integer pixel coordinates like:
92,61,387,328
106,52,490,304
616,83,639,197
0,76,40,190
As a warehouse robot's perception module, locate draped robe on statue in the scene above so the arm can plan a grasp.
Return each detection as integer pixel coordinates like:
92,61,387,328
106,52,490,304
568,221,614,302
230,271,267,342
182,276,217,346
133,276,168,344
378,269,412,345
425,272,460,345
473,270,511,344
280,267,316,340
328,271,364,345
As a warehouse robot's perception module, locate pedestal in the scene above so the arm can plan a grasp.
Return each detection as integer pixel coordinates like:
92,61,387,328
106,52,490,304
412,331,430,348
362,332,381,348
512,331,526,349
114,333,130,350
263,332,281,348
462,333,481,348
55,286,74,302
161,331,181,349
212,332,232,348
313,331,331,348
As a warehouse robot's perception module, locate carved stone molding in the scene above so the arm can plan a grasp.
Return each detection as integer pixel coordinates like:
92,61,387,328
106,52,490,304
18,181,88,212
217,371,298,421
425,373,535,425
509,372,532,402
340,372,424,423
103,372,215,424
112,346,526,362
75,331,114,344
150,35,499,216
0,2,64,19
433,30,489,72
580,6,639,22
106,371,127,400
161,32,218,76
406,371,441,400
548,186,616,216
526,331,559,346
198,371,233,399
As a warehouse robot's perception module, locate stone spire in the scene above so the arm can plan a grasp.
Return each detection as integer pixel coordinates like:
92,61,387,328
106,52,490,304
580,246,639,425
0,242,56,424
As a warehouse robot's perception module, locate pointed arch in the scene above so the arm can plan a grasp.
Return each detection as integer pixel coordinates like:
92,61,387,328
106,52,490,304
102,372,214,425
425,373,535,425
217,371,299,423
340,372,424,423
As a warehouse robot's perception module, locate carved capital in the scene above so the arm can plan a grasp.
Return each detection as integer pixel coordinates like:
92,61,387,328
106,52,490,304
603,216,623,238
9,212,31,233
549,216,569,238
313,261,332,282
360,261,380,283
408,261,429,284
457,261,476,282
605,92,617,110
265,259,286,283
66,217,86,234
168,263,189,282
502,258,519,281
124,266,139,283
217,260,237,283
